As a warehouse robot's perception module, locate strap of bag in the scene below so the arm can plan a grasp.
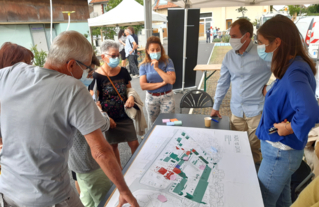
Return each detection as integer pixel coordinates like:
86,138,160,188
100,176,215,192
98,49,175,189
105,74,124,102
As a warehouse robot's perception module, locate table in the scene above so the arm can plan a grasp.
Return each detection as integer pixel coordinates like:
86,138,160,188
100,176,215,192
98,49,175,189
98,113,230,207
194,64,222,92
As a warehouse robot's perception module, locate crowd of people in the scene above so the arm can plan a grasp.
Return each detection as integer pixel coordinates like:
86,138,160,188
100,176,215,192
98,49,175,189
0,15,318,207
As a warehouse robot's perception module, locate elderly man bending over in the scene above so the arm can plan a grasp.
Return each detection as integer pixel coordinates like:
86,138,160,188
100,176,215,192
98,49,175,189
0,31,138,207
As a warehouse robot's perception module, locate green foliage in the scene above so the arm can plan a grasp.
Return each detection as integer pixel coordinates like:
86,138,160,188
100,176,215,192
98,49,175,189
288,4,319,16
222,35,230,43
213,38,221,43
307,4,319,13
236,7,248,17
252,19,259,26
92,0,144,41
83,31,89,38
30,45,47,67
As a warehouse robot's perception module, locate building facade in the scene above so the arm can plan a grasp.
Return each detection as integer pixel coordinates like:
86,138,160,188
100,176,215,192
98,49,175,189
0,0,91,52
153,2,270,36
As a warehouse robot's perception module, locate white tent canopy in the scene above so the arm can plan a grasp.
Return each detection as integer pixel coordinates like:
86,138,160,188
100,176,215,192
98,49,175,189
169,0,319,8
88,0,167,27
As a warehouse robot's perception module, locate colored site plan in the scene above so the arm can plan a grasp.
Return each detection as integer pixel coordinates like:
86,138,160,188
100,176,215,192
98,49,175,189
106,126,264,207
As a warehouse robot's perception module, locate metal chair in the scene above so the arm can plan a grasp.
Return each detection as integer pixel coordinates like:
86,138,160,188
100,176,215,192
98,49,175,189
179,90,214,113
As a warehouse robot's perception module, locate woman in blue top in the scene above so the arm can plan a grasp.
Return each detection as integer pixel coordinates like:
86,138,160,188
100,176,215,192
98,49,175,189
139,36,176,125
256,15,319,207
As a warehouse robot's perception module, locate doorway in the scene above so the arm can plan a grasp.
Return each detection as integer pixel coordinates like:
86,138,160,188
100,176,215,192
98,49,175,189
226,19,232,30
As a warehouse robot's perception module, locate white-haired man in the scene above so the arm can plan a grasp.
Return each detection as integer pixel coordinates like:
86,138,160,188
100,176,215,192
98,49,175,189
0,31,138,207
125,29,139,77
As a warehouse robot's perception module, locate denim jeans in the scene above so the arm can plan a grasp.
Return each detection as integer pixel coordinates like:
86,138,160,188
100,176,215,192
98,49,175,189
258,140,303,207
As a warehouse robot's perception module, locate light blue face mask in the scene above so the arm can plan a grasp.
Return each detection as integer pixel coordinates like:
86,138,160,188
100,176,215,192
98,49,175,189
81,78,93,87
149,52,161,60
107,57,120,68
257,44,277,62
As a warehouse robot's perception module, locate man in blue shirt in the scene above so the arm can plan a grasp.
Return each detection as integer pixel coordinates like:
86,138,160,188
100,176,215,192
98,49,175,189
211,19,271,164
125,29,139,78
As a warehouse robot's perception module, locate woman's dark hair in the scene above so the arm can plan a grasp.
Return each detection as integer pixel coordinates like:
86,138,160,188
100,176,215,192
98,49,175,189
258,15,316,79
0,42,34,69
118,29,125,39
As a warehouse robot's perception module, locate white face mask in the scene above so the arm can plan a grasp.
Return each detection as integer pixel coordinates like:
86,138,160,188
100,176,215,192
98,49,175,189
74,61,89,80
229,33,247,51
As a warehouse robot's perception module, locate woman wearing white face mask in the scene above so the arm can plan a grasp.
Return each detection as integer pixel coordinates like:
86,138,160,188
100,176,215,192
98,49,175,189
89,40,139,167
139,36,176,126
255,15,319,207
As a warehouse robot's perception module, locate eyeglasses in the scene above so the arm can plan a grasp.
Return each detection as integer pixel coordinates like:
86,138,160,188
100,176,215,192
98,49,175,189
75,60,94,72
104,53,120,59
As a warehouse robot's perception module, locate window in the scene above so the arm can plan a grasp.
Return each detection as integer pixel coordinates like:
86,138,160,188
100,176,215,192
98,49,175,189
200,13,212,18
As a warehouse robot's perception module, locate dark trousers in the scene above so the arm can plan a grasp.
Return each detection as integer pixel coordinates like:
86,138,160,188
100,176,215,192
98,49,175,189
206,35,210,43
128,55,139,76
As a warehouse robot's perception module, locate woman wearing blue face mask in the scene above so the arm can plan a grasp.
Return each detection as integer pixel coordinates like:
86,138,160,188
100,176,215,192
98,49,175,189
139,36,176,126
89,40,139,167
256,15,319,207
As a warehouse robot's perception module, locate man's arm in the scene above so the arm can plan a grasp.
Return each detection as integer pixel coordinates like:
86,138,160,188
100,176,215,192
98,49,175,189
211,60,231,117
84,129,138,207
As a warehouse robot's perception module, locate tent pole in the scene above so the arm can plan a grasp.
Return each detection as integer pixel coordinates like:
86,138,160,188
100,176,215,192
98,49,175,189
181,8,188,92
144,0,152,39
89,27,93,46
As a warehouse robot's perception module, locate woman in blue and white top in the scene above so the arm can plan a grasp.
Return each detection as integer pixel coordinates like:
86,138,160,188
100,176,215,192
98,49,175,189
139,36,176,125
256,15,319,207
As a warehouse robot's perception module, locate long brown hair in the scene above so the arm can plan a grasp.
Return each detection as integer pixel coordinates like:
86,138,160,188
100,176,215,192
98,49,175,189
140,36,169,66
0,42,34,69
258,15,316,79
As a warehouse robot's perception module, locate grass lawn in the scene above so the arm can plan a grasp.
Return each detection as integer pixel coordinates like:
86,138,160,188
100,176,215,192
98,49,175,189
193,45,232,116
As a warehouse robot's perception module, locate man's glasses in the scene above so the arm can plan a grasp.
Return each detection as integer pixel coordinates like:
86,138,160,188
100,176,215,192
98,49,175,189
104,53,120,59
75,60,94,72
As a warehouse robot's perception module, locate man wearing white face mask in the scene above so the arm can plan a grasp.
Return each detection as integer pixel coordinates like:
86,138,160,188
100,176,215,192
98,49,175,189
210,19,271,165
0,31,138,207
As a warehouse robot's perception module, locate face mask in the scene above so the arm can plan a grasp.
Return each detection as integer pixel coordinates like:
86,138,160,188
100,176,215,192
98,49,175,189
149,52,161,60
81,78,93,87
229,33,247,51
107,57,119,68
257,44,277,62
74,61,89,80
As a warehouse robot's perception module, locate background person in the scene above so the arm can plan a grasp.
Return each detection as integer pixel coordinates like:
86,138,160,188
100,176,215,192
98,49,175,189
139,36,176,126
206,28,211,43
68,100,112,207
118,29,127,68
128,27,139,74
210,19,271,165
0,42,34,68
256,15,319,207
0,31,138,207
125,29,139,78
90,40,139,168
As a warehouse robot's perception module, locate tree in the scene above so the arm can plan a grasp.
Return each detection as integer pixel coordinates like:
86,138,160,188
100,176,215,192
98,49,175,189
236,7,250,21
236,7,248,17
307,4,319,14
288,5,308,16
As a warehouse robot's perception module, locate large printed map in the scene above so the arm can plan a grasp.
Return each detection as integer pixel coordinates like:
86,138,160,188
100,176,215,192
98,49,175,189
105,126,264,207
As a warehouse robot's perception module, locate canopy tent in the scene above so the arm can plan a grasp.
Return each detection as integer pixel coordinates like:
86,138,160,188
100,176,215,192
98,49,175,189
87,0,167,27
168,0,319,8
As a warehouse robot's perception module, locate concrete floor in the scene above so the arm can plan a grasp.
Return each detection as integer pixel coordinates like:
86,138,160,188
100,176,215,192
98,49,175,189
69,40,215,191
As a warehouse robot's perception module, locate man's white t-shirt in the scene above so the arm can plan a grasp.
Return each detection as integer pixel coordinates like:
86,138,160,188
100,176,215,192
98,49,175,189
0,63,106,206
